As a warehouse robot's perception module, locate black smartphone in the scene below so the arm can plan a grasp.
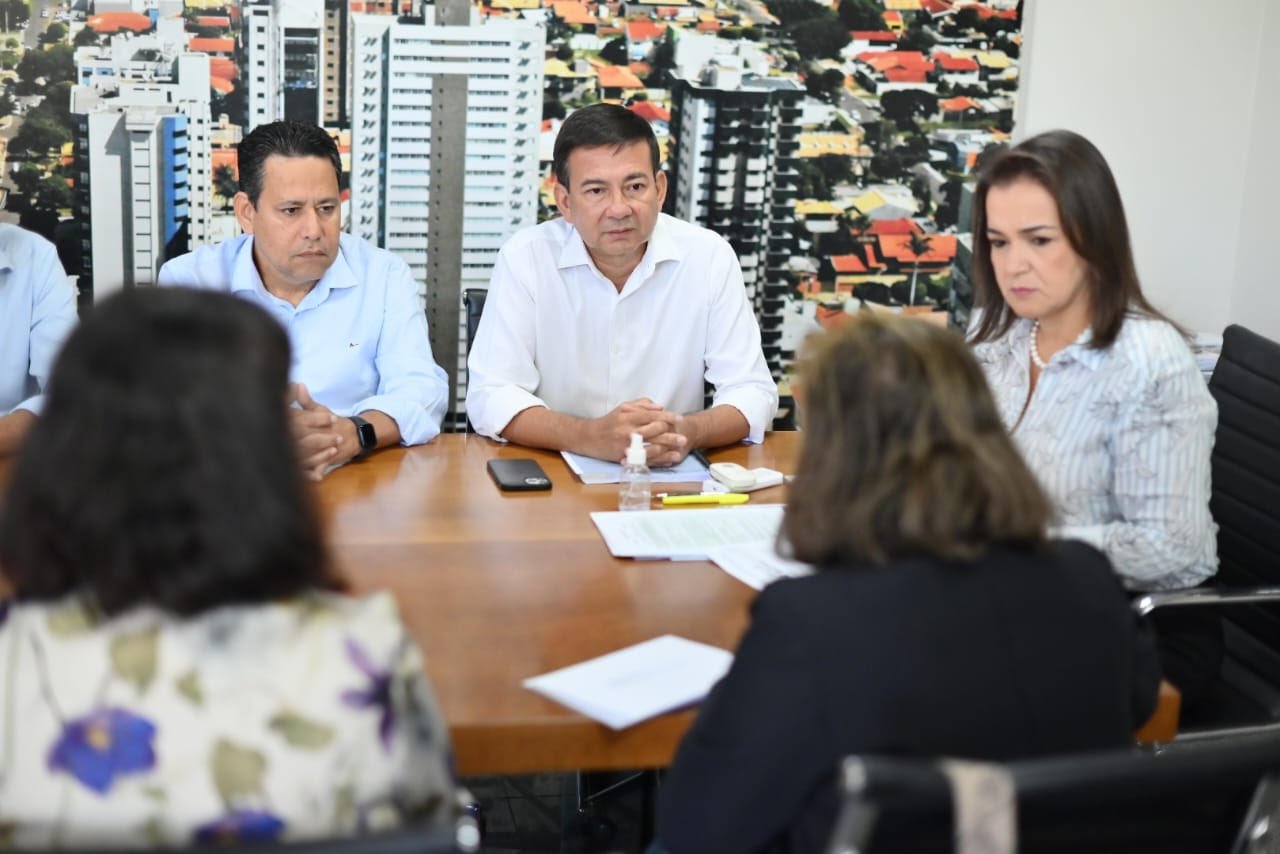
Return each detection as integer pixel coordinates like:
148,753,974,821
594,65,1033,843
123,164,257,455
487,458,552,492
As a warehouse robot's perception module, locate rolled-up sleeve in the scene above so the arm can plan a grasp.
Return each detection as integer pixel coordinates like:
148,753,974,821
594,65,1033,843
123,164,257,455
704,244,778,444
353,259,448,446
464,249,548,440
14,241,76,416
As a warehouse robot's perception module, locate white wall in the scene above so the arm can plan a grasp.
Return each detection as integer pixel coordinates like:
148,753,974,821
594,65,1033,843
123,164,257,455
1017,0,1276,338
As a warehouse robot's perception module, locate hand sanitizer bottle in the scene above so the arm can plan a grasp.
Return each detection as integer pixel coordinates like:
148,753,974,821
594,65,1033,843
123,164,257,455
619,432,651,511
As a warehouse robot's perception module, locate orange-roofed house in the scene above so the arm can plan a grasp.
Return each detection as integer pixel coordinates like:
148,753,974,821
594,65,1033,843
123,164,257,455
629,61,652,77
208,57,237,81
866,218,922,237
628,99,670,127
938,95,980,119
877,233,957,271
210,76,234,94
189,37,236,56
625,18,665,61
920,0,954,17
827,253,870,294
882,9,903,30
695,19,721,32
195,16,231,28
87,12,152,34
551,0,598,26
932,50,980,84
846,30,898,55
596,64,645,99
853,50,937,93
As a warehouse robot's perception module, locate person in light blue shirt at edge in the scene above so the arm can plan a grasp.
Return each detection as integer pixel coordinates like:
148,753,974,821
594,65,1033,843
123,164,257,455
158,120,448,480
0,223,77,456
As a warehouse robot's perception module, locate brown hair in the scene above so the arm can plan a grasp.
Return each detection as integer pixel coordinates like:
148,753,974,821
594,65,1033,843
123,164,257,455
783,313,1050,567
968,129,1176,349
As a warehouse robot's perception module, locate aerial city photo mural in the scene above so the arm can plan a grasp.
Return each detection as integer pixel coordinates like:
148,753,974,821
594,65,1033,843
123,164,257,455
0,0,1021,425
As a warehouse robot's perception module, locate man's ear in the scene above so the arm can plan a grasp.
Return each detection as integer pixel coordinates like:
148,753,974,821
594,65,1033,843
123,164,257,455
553,180,572,224
654,170,668,208
233,192,256,235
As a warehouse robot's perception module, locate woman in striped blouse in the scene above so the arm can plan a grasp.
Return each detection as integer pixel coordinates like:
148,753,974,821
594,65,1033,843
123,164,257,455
967,129,1219,707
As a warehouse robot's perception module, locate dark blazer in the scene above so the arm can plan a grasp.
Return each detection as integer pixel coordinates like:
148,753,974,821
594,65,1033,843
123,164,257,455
655,540,1161,854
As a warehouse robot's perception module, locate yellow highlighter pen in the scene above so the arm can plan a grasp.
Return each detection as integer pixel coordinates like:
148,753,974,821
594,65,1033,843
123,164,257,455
660,493,750,506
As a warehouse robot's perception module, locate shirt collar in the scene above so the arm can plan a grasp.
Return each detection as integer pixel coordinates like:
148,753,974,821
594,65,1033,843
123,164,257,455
234,236,357,304
556,214,683,289
1011,317,1104,371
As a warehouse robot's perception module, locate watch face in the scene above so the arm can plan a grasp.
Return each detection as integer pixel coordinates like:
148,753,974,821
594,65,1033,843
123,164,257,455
352,417,376,453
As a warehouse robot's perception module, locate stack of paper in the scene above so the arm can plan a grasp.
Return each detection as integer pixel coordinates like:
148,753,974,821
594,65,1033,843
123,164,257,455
561,451,709,485
590,504,786,560
523,635,733,729
705,541,814,590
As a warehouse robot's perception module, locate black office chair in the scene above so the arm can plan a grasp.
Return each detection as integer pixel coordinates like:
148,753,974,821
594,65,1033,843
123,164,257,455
463,288,487,350
827,731,1280,854
460,288,488,434
1133,324,1280,740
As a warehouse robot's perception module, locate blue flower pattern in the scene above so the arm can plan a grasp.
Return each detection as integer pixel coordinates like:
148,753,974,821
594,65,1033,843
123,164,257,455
47,707,157,794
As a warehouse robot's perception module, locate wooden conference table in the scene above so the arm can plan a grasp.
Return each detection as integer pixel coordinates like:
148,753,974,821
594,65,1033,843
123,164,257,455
318,431,799,776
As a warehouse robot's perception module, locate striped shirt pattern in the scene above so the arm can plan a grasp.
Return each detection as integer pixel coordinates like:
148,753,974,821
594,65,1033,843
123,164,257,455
973,314,1218,591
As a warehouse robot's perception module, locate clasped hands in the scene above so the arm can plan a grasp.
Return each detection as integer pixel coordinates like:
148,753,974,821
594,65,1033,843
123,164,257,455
288,383,360,481
583,398,695,466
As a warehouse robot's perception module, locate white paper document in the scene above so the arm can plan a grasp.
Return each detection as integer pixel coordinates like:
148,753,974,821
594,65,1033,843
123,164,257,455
562,450,710,485
705,540,814,590
523,635,733,730
590,504,786,560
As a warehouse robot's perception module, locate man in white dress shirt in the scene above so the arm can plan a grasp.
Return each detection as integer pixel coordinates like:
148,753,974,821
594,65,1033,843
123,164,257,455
466,103,778,464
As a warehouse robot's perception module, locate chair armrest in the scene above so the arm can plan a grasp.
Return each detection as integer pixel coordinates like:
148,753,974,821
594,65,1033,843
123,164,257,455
1132,586,1280,617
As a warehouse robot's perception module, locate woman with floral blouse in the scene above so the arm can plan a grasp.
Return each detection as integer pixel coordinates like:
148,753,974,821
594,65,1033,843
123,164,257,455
0,288,456,847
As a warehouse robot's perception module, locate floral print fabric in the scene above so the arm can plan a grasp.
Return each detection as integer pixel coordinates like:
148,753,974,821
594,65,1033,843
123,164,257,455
0,590,456,848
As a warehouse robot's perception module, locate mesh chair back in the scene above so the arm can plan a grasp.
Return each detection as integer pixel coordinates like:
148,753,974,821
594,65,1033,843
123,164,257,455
829,732,1280,854
1208,325,1280,661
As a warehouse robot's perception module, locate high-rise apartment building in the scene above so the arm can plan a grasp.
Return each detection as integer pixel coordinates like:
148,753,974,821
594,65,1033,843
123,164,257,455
349,9,543,423
243,0,323,129
349,10,543,294
667,62,803,400
71,25,212,302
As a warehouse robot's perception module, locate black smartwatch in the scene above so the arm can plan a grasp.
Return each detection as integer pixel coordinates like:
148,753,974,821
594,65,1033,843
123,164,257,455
349,415,377,461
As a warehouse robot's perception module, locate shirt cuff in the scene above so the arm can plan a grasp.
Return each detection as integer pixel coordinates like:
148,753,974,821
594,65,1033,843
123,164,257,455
11,394,44,417
351,393,442,447
469,386,547,441
711,387,779,444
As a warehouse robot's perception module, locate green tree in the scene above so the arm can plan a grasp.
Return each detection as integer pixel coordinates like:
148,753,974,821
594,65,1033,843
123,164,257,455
837,0,883,30
9,111,69,157
213,164,238,210
0,88,14,117
905,231,932,306
554,43,573,61
868,149,904,181
789,15,849,60
896,25,934,53
73,26,100,47
598,36,627,65
805,67,846,104
542,94,566,120
814,152,856,188
879,88,937,129
795,158,831,200
40,21,68,45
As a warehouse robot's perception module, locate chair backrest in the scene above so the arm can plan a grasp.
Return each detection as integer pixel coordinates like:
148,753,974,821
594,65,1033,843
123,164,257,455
1208,325,1280,664
463,288,488,350
828,731,1280,854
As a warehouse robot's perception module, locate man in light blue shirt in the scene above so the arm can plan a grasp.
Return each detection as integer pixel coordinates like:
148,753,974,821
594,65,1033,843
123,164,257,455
0,224,76,456
158,121,448,479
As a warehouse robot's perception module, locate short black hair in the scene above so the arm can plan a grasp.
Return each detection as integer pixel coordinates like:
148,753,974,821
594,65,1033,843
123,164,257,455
552,103,661,188
238,120,342,206
0,288,340,618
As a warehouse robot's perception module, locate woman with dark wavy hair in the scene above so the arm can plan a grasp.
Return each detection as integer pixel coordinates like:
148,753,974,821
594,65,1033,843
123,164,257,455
655,313,1159,854
968,129,1218,706
0,288,455,847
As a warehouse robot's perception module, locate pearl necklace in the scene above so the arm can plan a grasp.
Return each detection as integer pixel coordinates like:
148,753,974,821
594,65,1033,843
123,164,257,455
1030,320,1049,371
